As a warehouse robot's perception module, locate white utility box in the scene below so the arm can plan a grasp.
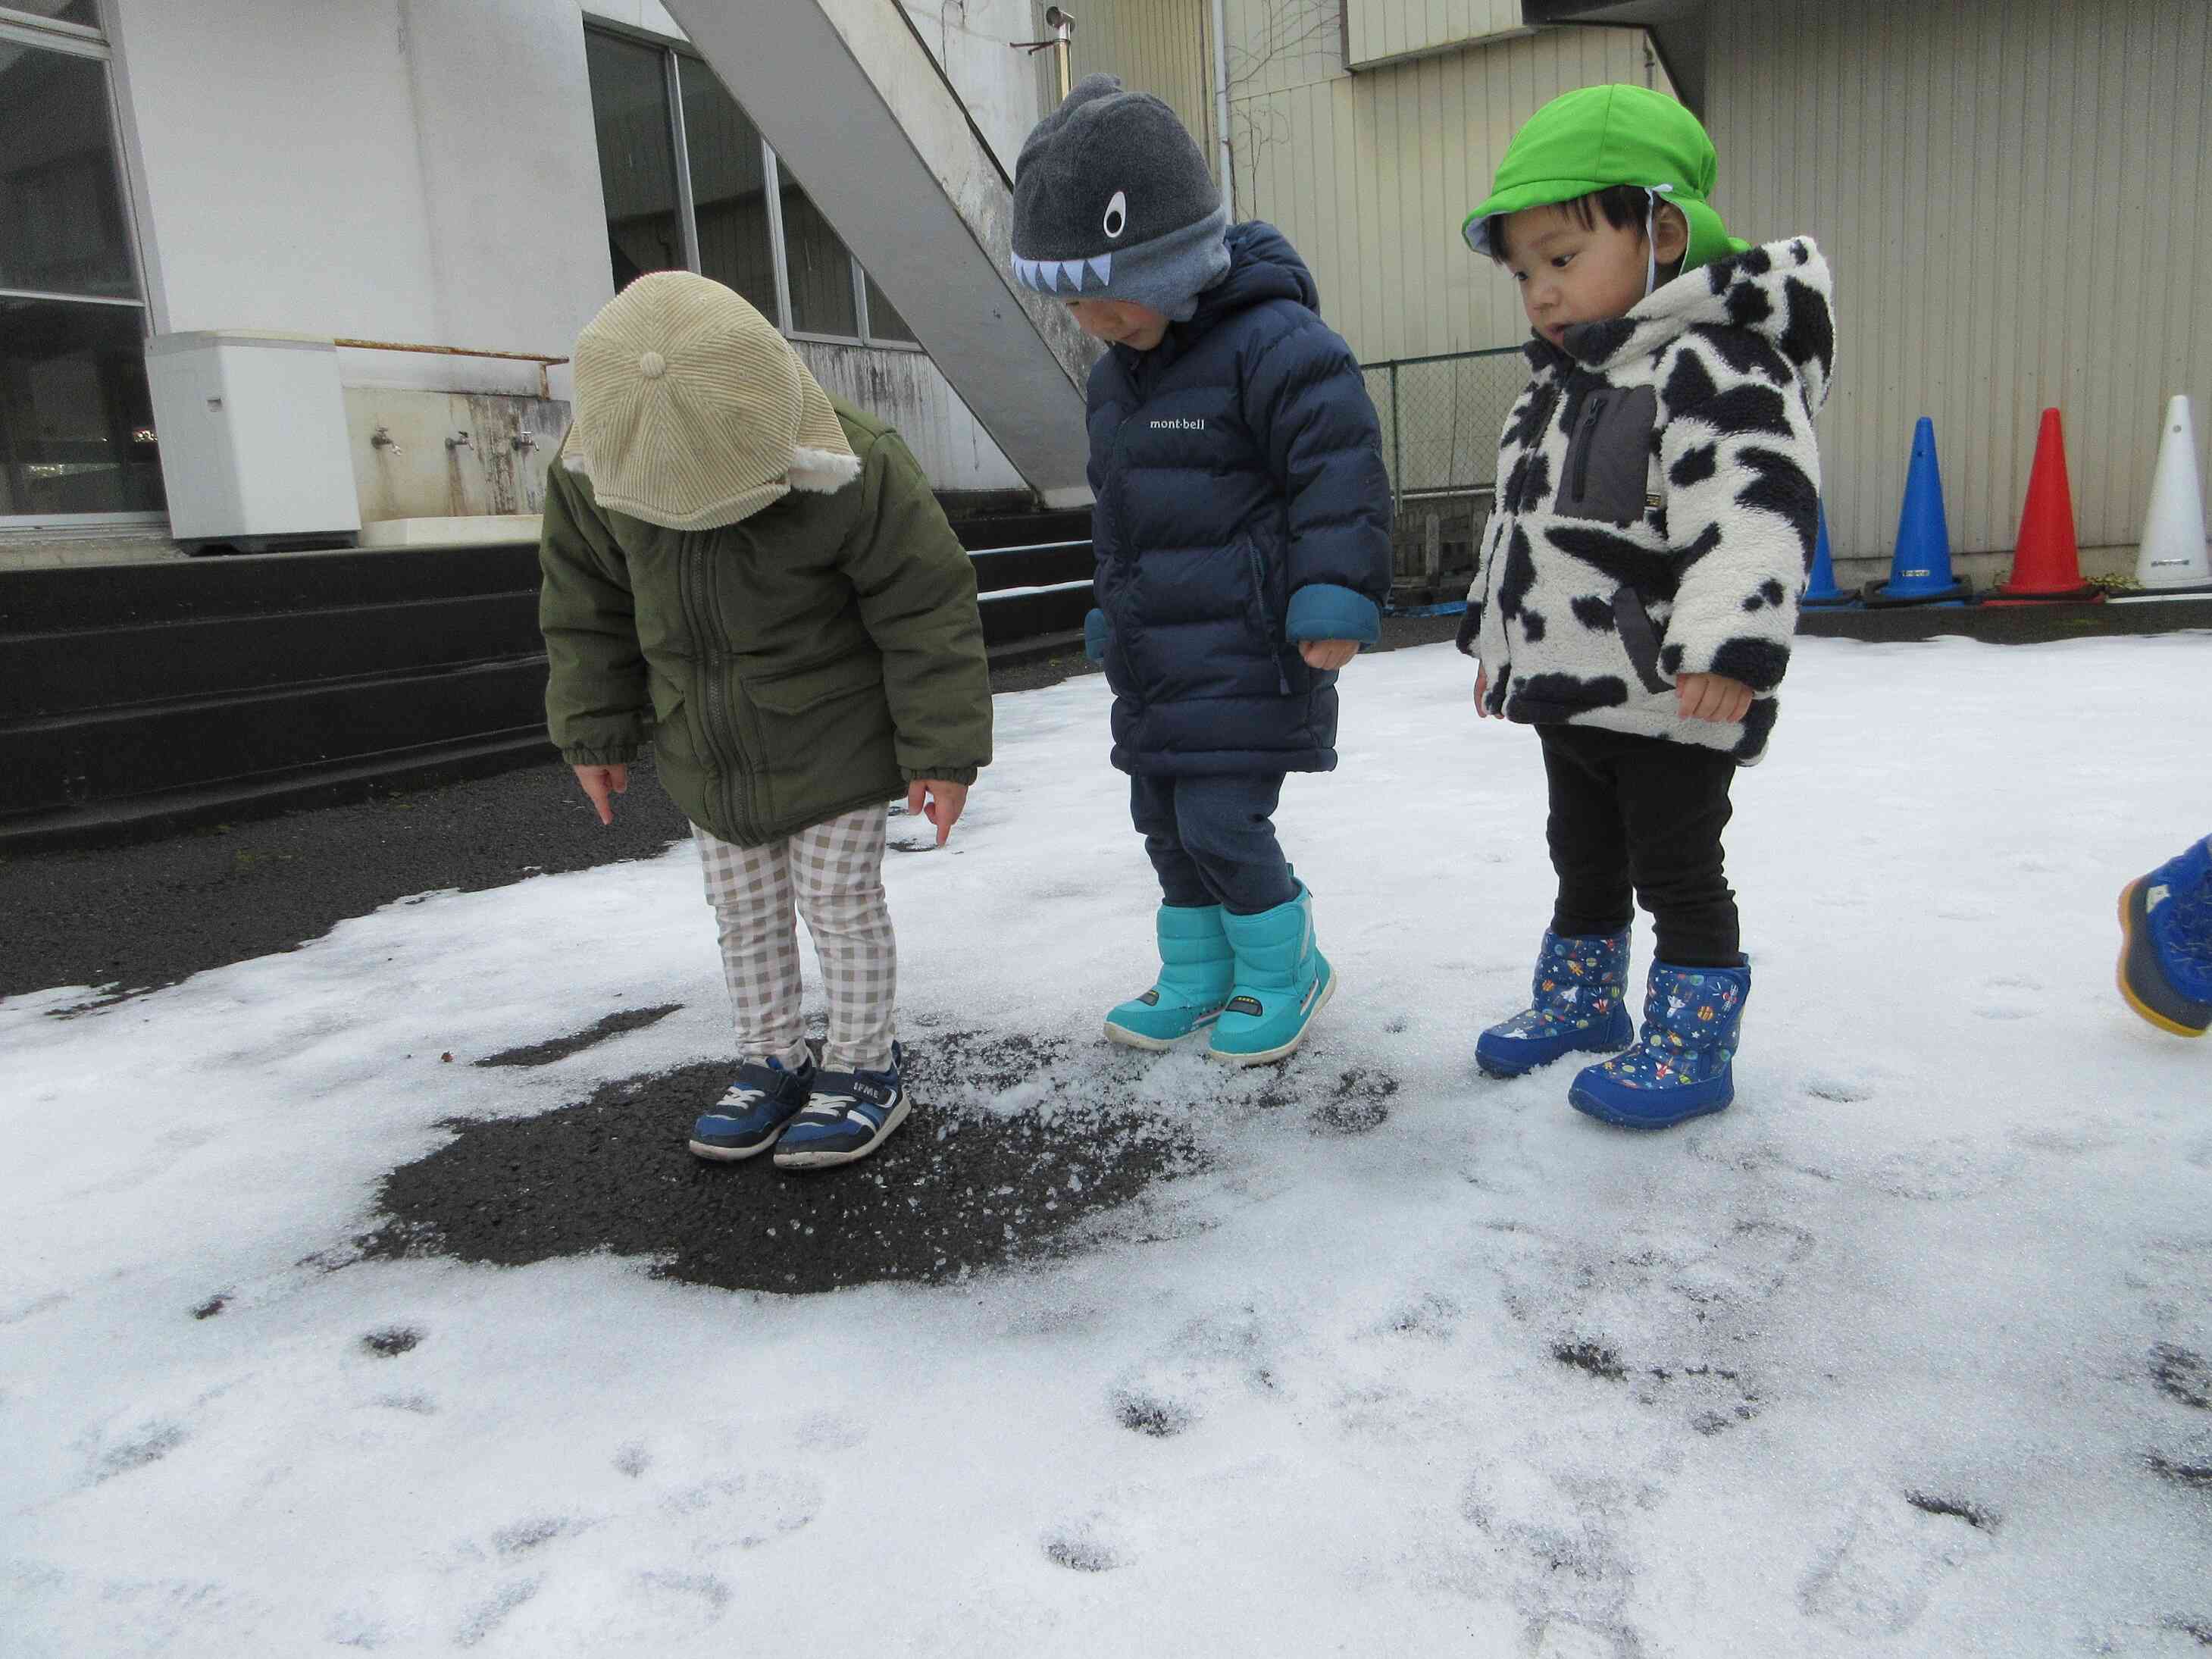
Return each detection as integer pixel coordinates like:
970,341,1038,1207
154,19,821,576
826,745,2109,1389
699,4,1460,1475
143,331,361,549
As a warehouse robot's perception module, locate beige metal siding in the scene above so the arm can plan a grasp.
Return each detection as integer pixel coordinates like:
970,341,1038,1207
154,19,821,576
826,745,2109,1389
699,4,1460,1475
1346,0,1526,69
1070,0,1217,167
1707,0,2212,559
1225,20,1657,362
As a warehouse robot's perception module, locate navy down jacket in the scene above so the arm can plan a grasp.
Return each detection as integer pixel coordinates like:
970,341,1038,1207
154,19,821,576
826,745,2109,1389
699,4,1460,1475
1085,222,1393,775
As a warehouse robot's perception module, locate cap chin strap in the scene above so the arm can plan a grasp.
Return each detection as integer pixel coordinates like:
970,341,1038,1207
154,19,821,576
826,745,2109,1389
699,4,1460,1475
1644,183,1678,298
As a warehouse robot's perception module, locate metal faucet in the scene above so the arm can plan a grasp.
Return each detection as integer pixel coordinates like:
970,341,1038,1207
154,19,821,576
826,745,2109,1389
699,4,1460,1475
371,424,400,455
446,431,472,451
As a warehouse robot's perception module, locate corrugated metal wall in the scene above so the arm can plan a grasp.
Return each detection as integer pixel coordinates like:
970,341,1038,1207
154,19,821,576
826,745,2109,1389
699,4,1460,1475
1227,17,1656,363
1345,0,1525,67
1706,0,2212,559
1071,0,1219,168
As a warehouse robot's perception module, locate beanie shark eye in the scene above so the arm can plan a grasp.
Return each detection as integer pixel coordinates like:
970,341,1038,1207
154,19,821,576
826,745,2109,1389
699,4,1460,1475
1102,190,1128,239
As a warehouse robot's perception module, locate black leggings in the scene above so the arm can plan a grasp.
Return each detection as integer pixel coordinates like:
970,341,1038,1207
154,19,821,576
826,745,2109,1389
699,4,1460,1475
1538,724,1741,967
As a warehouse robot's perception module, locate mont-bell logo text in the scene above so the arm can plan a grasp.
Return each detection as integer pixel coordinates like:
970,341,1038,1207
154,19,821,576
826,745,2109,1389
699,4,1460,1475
1149,417,1206,431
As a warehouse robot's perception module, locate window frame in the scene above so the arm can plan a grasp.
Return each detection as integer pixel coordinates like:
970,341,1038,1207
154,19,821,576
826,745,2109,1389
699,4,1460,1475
0,1,171,529
586,21,920,353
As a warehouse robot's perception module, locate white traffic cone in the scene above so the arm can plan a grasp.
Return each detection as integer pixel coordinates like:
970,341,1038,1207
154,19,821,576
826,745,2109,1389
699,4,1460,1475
2132,395,2212,595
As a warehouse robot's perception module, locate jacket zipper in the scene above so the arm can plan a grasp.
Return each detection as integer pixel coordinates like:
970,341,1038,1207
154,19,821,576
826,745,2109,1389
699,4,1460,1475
1250,543,1290,695
1570,392,1607,503
681,534,752,840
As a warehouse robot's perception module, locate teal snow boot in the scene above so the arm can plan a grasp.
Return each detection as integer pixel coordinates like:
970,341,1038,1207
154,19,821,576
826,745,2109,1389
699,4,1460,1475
1568,961,1750,1129
1475,929,1634,1078
1104,904,1237,1049
1209,884,1335,1066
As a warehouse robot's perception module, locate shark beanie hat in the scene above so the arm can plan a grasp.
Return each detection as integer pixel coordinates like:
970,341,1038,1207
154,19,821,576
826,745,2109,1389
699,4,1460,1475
1011,73,1229,321
564,271,860,531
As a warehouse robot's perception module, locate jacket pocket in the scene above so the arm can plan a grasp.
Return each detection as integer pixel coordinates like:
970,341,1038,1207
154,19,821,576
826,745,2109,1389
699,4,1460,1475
1245,540,1293,696
1610,584,1674,695
1555,385,1659,527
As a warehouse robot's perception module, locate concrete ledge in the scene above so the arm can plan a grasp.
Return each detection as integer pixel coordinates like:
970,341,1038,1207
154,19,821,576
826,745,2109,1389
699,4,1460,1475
358,515,541,549
1797,593,2212,643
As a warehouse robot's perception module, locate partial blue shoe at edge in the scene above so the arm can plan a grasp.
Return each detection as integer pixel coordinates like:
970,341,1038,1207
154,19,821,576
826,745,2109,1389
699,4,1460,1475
774,1041,909,1169
2118,833,2212,1037
1105,903,1236,1048
1209,884,1334,1066
689,1053,816,1161
1569,962,1751,1130
1475,929,1634,1078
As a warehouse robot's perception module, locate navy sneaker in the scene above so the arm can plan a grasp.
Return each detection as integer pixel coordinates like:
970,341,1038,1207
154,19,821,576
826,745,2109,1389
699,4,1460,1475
688,1054,816,1162
773,1043,909,1170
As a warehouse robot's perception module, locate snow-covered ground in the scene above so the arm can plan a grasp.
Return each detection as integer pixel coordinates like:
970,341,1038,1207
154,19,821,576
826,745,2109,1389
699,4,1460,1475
5,634,2210,1657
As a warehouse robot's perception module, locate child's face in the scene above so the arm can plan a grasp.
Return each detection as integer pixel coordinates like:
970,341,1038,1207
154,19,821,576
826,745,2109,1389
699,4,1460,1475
1066,298,1171,351
1498,201,1683,347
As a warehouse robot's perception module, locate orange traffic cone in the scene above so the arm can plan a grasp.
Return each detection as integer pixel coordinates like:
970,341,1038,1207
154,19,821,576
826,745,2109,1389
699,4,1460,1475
1991,408,2101,604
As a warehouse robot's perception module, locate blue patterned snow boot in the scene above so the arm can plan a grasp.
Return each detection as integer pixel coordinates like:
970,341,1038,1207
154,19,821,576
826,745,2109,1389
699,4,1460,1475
2118,834,2212,1038
689,1053,817,1162
1569,962,1750,1129
774,1042,909,1169
1209,884,1335,1066
1105,904,1237,1049
1475,930,1634,1079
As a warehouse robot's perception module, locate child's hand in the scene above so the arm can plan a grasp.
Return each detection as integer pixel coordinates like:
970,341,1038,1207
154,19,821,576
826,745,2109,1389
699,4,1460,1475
572,762,628,825
1676,672,1754,723
906,778,970,847
1299,639,1358,671
1475,665,1490,716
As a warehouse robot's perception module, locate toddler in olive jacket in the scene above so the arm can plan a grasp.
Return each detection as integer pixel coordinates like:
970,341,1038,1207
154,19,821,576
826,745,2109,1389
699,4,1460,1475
540,272,990,1170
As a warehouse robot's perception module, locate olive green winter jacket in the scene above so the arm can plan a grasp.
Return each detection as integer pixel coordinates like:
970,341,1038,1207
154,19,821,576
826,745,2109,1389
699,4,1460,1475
538,399,992,847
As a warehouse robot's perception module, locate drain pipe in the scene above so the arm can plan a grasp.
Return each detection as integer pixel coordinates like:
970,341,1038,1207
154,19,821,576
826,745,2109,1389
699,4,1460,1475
1210,0,1234,219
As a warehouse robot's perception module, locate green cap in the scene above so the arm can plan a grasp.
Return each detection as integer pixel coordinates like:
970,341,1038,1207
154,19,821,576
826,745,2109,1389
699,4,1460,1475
1461,83,1747,271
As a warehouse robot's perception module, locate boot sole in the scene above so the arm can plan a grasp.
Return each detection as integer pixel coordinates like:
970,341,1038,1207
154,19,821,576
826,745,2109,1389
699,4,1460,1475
1568,1081,1733,1130
2117,879,2211,1037
773,1094,912,1170
1207,965,1337,1067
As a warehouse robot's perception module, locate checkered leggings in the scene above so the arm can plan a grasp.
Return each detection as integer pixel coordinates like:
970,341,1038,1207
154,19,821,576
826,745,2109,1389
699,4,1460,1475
694,806,895,1074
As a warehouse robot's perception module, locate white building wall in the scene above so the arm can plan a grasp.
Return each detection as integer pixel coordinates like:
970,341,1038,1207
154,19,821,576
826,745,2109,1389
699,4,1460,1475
100,0,1032,493
897,0,1051,178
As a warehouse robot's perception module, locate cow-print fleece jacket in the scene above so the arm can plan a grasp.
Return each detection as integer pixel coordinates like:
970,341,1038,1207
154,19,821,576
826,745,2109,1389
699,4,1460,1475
1457,238,1834,763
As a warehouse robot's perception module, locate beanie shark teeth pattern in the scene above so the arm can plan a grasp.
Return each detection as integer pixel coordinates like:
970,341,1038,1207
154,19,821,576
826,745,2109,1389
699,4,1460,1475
1011,74,1228,321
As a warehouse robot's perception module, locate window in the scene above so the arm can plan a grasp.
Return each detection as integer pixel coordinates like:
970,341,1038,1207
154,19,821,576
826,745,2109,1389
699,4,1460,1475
584,26,916,349
0,7,164,520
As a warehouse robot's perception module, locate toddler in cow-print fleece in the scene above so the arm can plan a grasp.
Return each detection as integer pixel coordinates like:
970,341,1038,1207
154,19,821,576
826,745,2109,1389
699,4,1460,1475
1453,84,1835,1129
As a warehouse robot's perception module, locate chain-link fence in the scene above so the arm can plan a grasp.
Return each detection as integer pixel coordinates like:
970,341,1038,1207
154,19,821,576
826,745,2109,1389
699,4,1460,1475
1363,346,1528,599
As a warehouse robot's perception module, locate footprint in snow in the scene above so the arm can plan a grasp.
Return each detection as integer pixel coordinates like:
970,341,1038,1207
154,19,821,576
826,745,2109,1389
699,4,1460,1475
1797,1488,1995,1639
1041,1516,1126,1573
453,1577,540,1648
90,1420,189,1484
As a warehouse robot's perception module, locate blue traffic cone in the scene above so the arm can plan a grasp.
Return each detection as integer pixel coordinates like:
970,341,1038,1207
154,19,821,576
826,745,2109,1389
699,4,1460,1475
1865,418,1973,606
1800,501,1856,607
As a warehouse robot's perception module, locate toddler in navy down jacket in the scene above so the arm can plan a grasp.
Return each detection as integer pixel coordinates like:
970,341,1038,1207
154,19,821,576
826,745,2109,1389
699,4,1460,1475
1009,74,1394,1066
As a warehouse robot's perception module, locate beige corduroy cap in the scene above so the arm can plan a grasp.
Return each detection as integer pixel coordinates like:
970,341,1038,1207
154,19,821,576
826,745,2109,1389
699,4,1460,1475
563,271,861,530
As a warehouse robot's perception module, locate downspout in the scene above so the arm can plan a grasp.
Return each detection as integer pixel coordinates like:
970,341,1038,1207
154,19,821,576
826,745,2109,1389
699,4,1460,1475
1210,0,1234,219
